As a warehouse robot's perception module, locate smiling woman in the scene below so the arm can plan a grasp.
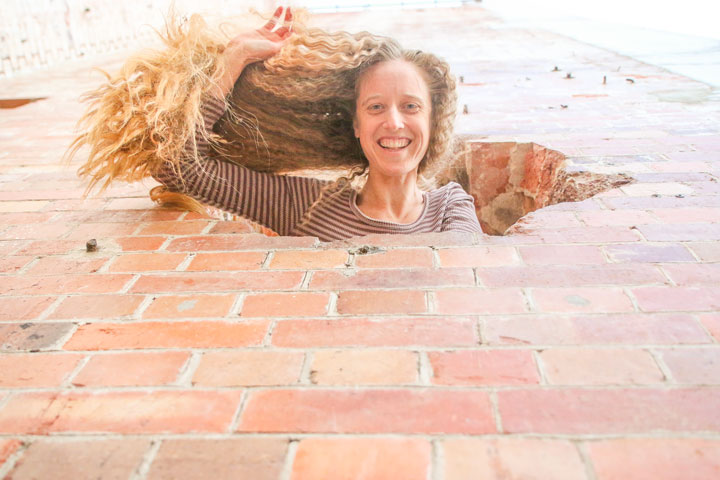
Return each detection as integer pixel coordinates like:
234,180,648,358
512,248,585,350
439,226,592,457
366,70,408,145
68,6,483,241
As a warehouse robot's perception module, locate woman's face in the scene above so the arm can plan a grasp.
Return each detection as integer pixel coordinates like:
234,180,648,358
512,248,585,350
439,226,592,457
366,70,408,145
354,59,432,180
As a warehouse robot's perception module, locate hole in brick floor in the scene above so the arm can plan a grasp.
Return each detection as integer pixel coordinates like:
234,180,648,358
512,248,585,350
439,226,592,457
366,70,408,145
439,142,634,235
0,98,47,109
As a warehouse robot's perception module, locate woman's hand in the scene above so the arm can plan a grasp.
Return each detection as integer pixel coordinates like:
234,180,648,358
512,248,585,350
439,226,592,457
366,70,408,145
216,6,293,97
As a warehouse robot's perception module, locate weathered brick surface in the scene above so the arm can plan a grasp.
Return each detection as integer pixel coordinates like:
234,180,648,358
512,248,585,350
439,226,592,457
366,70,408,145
1,5,719,477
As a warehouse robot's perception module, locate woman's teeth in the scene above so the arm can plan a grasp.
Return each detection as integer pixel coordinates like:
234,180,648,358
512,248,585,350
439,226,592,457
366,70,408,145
379,138,411,149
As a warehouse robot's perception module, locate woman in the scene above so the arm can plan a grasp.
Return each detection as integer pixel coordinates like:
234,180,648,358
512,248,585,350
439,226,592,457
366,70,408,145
71,7,482,241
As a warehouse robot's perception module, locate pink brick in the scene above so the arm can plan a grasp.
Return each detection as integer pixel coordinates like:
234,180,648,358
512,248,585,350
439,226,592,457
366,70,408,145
136,221,210,235
660,348,720,384
498,388,720,434
589,438,720,480
633,286,720,311
477,264,664,287
50,295,144,319
241,292,330,317
64,222,137,239
238,389,495,434
662,264,720,285
336,290,426,315
637,223,720,242
429,350,539,386
688,242,720,262
651,207,720,223
24,255,109,275
540,348,663,385
5,439,151,480
518,245,605,265
354,248,434,268
0,439,22,466
436,246,518,267
0,255,33,273
268,249,349,269
272,317,478,347
435,288,528,314
309,268,475,289
483,314,710,345
192,350,305,386
700,314,720,342
531,287,635,313
115,236,166,251
186,251,267,271
166,235,317,251
64,320,270,350
108,253,187,272
577,209,657,226
310,349,418,385
0,353,83,387
148,438,288,480
292,437,431,480
143,294,236,318
0,296,55,321
130,271,303,293
604,243,695,262
0,274,133,296
0,391,243,434
72,352,190,387
443,438,587,480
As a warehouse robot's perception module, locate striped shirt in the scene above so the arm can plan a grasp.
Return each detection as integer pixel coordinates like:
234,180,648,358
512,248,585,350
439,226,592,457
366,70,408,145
153,97,483,242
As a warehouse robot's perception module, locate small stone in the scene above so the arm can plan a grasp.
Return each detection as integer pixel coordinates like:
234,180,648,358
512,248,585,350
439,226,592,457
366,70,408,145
86,239,98,252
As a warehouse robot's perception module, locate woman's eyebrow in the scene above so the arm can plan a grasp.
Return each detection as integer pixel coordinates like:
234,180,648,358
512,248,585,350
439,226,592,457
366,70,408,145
360,93,426,106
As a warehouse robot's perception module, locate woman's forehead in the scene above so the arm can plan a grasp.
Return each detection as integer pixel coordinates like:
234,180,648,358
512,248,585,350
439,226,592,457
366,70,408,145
357,60,430,100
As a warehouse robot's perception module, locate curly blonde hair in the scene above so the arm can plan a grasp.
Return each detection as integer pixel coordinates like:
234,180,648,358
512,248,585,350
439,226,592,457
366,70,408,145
67,9,459,215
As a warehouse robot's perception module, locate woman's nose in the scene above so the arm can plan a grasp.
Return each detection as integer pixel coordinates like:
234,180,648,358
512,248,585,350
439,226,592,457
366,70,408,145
383,106,404,130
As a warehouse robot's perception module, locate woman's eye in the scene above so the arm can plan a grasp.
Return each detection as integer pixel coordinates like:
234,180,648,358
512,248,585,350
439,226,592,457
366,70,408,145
405,103,420,111
368,104,383,111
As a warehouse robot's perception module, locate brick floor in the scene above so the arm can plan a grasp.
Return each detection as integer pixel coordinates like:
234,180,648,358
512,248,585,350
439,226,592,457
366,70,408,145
0,5,718,479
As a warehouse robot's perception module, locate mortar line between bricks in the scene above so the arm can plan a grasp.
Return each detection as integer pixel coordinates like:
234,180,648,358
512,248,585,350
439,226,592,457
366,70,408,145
35,295,65,321
431,438,444,480
575,441,599,480
133,295,155,319
16,255,40,275
62,354,91,388
261,251,275,269
227,390,249,433
49,322,79,351
0,440,29,479
299,351,314,385
426,291,436,314
299,270,312,290
174,252,195,271
325,291,338,316
648,348,676,384
532,350,549,386
174,351,202,387
418,351,432,386
129,438,162,480
694,315,719,345
229,292,246,317
261,319,278,347
489,390,503,434
680,242,703,262
656,264,677,286
119,274,141,294
622,286,642,312
279,438,300,480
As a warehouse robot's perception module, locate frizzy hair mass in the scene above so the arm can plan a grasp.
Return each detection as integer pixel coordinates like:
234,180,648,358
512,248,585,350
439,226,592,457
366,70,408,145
67,9,459,213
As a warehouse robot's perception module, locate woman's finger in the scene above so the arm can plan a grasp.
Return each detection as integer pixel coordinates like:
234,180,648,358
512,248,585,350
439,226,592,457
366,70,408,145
262,6,283,31
275,26,290,39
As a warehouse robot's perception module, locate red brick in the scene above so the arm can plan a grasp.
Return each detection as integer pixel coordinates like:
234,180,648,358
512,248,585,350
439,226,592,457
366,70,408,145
241,292,330,317
269,249,349,269
24,255,109,275
518,245,606,265
186,251,267,271
604,243,695,262
310,349,418,385
435,288,528,314
0,255,33,273
108,253,187,272
63,320,270,350
477,265,665,287
531,287,635,313
64,222,138,239
498,388,720,434
0,296,55,321
633,286,720,311
5,439,150,479
143,294,236,318
688,242,720,262
136,221,210,235
207,220,261,234
0,323,76,351
72,352,190,387
483,314,710,345
354,248,434,268
589,438,720,480
0,222,72,240
700,314,720,342
292,437,430,480
309,268,474,289
331,231,475,248
0,390,243,434
336,290,426,315
115,236,166,251
0,212,54,224
0,353,83,387
660,348,720,384
0,274,133,295
192,350,304,387
50,295,144,319
15,239,84,255
272,317,478,347
662,264,720,285
0,439,22,466
443,438,587,480
436,246,518,267
166,235,317,251
238,389,495,434
148,438,288,480
540,348,663,385
130,271,303,293
429,350,539,386
577,209,657,226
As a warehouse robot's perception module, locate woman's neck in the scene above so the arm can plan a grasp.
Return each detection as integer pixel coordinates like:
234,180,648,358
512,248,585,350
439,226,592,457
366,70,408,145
356,172,425,224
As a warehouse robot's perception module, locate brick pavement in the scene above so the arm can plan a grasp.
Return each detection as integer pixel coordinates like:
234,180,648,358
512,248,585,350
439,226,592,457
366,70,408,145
0,6,719,479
